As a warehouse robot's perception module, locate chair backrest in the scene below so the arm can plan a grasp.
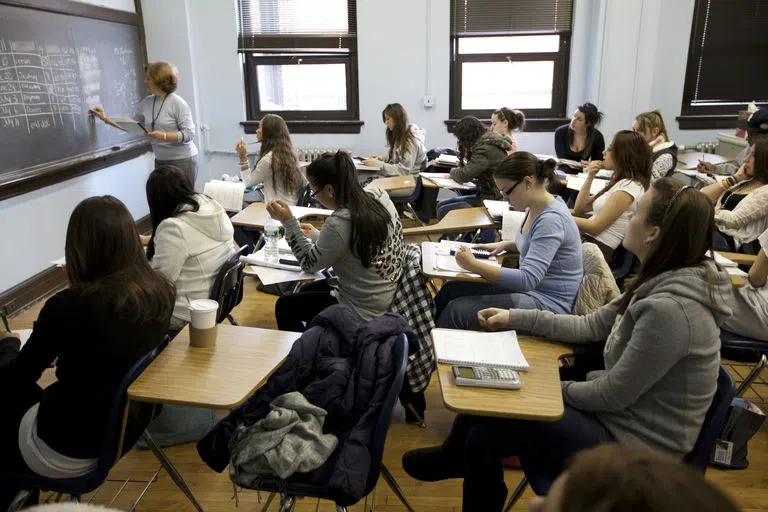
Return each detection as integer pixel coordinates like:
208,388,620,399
685,366,736,472
609,244,636,281
390,175,423,203
296,183,312,207
365,333,409,493
97,336,168,476
210,244,250,323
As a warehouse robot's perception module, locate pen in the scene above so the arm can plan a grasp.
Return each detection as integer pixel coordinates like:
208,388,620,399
0,312,10,332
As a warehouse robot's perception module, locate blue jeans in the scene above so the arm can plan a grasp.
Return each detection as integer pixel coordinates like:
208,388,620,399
435,281,543,330
447,408,614,510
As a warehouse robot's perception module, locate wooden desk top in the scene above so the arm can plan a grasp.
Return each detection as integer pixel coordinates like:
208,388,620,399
436,333,572,421
677,152,734,170
231,203,333,229
127,325,300,409
717,251,757,266
403,207,494,236
421,241,501,283
371,174,416,192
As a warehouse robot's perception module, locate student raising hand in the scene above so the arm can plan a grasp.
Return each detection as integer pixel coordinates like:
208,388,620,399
477,307,510,330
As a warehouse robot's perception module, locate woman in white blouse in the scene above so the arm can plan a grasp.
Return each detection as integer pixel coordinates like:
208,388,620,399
572,130,652,259
235,114,306,205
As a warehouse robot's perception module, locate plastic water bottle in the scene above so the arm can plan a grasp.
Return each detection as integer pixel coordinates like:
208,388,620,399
264,219,280,263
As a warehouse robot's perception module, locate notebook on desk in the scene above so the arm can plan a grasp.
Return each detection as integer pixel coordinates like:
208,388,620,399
432,328,529,371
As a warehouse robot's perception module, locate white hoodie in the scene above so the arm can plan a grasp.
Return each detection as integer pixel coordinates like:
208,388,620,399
151,194,235,329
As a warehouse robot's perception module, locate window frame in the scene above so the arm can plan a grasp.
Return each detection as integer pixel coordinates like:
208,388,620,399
448,28,572,132
237,0,362,134
678,0,768,130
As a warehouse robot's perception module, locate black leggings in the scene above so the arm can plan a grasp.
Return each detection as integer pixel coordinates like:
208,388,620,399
275,280,339,332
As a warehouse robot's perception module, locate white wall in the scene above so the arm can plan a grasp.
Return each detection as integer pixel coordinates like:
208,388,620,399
0,0,154,293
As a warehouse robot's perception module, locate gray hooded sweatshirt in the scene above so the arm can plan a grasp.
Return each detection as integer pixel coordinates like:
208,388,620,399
506,263,733,456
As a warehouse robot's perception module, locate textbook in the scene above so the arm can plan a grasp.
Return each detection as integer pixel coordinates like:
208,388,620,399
533,154,581,170
111,117,147,134
432,328,530,371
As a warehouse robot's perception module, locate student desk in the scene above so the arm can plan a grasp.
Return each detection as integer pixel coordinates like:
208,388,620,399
420,172,476,190
230,203,333,229
421,241,503,283
369,174,416,192
434,330,572,421
403,207,494,236
126,325,301,511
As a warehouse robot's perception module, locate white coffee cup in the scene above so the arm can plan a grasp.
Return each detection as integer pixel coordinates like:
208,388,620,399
189,299,218,329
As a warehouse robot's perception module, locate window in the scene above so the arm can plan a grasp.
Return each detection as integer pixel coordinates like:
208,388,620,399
237,0,361,133
449,0,573,131
679,0,768,129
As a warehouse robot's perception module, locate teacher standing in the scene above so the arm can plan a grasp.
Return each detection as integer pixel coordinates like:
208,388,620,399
91,61,199,187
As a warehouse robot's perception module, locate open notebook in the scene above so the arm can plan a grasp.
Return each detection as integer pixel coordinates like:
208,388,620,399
432,328,529,371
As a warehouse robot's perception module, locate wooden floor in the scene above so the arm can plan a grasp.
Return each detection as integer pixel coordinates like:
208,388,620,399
9,277,768,511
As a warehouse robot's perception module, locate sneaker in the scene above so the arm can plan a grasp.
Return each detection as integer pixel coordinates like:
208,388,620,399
402,446,464,481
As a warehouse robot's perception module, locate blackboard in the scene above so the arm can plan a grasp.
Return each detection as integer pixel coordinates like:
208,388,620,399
0,1,150,199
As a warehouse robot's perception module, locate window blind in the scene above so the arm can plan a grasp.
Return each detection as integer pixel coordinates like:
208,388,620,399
451,0,574,37
688,0,768,104
237,0,357,51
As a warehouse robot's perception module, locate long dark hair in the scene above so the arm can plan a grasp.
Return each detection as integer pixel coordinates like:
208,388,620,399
383,103,418,162
494,151,556,186
452,116,488,166
306,151,392,267
145,165,199,259
617,178,718,313
493,107,525,132
65,196,175,323
569,102,604,160
258,114,305,196
752,136,768,184
592,130,652,202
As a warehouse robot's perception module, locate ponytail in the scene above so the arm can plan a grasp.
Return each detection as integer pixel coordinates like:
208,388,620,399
495,152,555,187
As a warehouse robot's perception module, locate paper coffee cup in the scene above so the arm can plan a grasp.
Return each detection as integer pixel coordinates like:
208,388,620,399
189,299,219,348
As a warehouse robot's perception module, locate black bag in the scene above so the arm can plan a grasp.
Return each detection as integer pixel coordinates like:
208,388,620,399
709,398,765,469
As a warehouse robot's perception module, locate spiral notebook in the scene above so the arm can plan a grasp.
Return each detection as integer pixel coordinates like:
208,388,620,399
432,328,529,371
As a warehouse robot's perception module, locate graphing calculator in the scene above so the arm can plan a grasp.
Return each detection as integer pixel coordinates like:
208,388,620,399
452,366,522,389
449,247,492,259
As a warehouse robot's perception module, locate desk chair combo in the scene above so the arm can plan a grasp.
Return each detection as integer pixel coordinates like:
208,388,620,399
4,339,172,512
210,244,250,325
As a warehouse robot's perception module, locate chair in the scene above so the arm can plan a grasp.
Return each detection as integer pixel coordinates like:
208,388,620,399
210,244,250,325
296,183,312,207
245,334,415,512
720,330,768,398
3,341,167,511
609,244,636,283
502,366,736,511
390,175,427,226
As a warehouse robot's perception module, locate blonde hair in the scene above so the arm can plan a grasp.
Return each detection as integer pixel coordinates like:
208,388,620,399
145,61,178,94
635,109,669,141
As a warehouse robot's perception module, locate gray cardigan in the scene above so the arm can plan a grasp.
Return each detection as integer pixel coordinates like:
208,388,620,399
507,264,733,456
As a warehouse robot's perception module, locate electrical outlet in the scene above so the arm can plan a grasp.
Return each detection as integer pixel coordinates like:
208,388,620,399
423,95,435,108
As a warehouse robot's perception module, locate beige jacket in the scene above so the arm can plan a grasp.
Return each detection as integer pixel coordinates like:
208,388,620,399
572,243,620,315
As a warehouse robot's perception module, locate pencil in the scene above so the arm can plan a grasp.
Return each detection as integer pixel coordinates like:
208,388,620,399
0,312,10,332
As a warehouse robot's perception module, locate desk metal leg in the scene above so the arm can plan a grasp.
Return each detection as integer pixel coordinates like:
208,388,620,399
142,431,204,512
380,464,415,512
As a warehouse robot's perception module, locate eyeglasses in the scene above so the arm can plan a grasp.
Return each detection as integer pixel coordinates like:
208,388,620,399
501,181,522,196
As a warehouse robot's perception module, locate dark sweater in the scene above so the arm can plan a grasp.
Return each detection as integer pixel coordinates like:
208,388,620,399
2,289,168,459
554,124,605,163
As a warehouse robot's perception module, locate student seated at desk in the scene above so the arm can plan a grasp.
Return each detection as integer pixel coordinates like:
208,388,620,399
235,114,306,205
632,109,678,180
436,116,511,221
0,197,173,509
363,103,426,177
701,138,768,253
572,130,652,260
698,108,768,176
146,166,235,331
554,103,605,171
490,107,525,154
403,179,733,512
722,226,768,341
268,151,404,331
434,153,583,330
530,444,740,512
